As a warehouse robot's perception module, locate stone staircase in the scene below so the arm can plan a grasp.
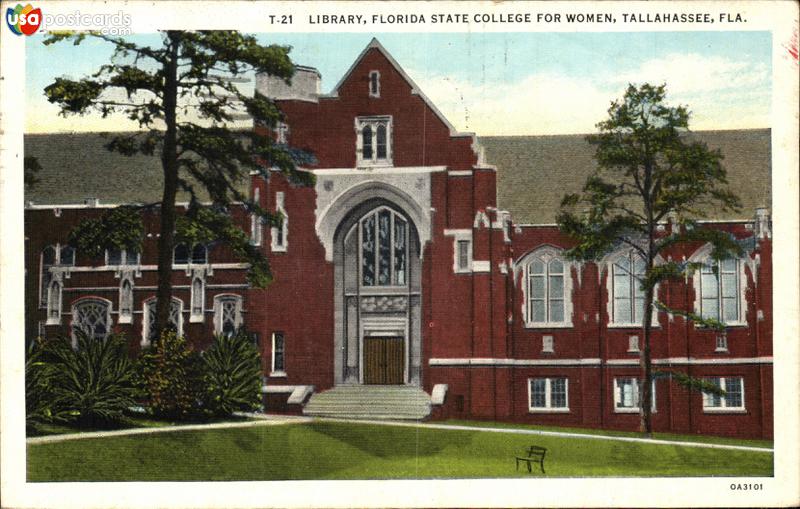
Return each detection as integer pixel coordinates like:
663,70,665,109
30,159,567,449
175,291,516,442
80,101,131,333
302,385,432,420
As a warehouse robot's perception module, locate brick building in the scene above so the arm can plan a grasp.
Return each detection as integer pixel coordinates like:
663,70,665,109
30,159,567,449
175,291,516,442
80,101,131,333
25,39,772,438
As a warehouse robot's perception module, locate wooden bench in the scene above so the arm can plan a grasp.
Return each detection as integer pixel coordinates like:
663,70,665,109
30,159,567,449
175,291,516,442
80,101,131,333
515,445,546,474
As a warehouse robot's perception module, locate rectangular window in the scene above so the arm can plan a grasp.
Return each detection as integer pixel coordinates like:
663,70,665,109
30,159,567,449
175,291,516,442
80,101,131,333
542,335,554,353
715,335,728,352
369,71,380,97
356,116,392,167
614,378,656,413
271,192,288,252
528,378,569,412
271,332,286,375
106,248,139,266
457,240,470,271
627,335,640,353
703,377,745,411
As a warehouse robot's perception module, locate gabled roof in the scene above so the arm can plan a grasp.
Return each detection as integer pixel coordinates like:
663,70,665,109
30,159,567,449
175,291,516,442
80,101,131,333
483,128,771,224
327,38,473,139
23,132,249,207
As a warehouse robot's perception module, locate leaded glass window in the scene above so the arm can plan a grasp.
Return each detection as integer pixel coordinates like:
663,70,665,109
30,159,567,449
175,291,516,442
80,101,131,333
215,295,242,337
146,298,182,341
529,378,568,411
611,251,647,324
120,279,133,317
360,207,408,287
72,299,111,341
527,256,566,324
703,377,745,410
357,116,392,166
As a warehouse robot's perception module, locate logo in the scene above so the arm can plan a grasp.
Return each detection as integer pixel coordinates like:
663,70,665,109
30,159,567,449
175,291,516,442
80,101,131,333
6,4,41,36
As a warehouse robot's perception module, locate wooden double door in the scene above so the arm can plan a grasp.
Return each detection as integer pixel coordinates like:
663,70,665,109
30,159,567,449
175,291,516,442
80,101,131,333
363,337,405,384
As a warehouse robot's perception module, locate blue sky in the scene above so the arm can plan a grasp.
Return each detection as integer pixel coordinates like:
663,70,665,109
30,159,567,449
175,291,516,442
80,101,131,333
26,31,771,134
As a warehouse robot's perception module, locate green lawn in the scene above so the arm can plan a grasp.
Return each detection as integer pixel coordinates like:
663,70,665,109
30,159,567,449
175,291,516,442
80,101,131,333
27,421,773,481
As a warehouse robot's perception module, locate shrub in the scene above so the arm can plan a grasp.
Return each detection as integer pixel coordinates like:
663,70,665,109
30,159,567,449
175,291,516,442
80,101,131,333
138,330,204,420
25,338,72,430
42,333,138,428
202,332,262,417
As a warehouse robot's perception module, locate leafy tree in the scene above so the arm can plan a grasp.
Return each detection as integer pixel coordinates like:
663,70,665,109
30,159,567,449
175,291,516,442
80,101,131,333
24,156,42,189
137,329,204,421
43,31,314,335
557,83,742,436
201,331,262,417
25,338,72,431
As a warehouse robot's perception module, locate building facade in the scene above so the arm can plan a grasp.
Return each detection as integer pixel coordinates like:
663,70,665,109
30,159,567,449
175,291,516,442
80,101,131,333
25,39,773,438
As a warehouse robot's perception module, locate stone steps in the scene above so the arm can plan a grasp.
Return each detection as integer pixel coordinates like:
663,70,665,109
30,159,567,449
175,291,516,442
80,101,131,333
303,385,431,420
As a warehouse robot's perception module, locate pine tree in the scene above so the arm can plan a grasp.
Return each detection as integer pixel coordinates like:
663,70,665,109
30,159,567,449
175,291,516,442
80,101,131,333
44,31,314,335
558,83,742,436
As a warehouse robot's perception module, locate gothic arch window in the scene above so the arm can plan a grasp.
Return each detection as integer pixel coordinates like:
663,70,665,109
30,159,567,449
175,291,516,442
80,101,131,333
190,277,205,322
143,297,183,346
604,248,660,327
40,244,74,307
173,244,208,265
359,206,408,287
213,294,243,336
71,298,112,345
518,246,573,327
689,245,747,326
46,279,62,325
119,278,134,324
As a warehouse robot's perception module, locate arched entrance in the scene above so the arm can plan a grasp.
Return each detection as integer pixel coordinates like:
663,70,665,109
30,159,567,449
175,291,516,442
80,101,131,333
333,198,422,386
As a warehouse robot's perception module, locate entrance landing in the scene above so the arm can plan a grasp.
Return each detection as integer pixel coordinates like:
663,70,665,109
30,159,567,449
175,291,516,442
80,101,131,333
302,385,431,420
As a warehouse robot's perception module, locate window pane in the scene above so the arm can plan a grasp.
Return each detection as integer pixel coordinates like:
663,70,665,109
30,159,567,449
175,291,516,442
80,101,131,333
614,270,630,298
457,240,469,270
73,300,110,341
549,274,564,298
361,215,375,286
549,299,564,322
551,378,567,408
120,281,133,315
701,273,719,298
722,297,738,322
615,298,631,323
633,256,646,276
634,297,645,323
42,246,56,265
192,279,203,315
530,275,545,299
702,298,720,320
530,260,544,275
724,378,743,408
370,73,378,94
362,126,373,159
191,245,207,264
376,124,387,159
531,300,546,323
108,248,123,266
377,210,391,285
705,378,722,407
60,246,75,265
720,259,736,272
273,333,285,371
721,274,737,298
531,379,546,408
548,259,563,274
220,298,239,336
617,379,633,407
394,216,407,285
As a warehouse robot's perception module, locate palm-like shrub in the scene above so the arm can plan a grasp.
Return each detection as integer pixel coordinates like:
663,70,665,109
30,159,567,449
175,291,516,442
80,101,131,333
138,330,204,420
46,333,138,427
25,338,73,430
202,332,262,417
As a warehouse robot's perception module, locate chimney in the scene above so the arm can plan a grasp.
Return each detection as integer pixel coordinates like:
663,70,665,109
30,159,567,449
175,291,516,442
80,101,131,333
256,65,321,102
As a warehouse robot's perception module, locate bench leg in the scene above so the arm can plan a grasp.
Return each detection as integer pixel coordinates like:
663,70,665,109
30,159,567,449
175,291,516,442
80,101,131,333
527,461,532,473
539,459,545,474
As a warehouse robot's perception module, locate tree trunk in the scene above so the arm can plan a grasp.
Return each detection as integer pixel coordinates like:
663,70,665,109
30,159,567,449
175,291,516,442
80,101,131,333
640,283,654,438
154,32,181,338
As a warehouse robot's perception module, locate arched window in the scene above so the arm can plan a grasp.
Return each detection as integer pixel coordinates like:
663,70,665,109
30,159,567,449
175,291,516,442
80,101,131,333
143,297,183,345
119,279,134,323
71,298,112,344
608,250,648,326
173,243,207,265
46,280,62,324
520,247,572,327
690,245,746,326
376,124,387,159
214,294,243,336
190,277,205,321
360,207,408,287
